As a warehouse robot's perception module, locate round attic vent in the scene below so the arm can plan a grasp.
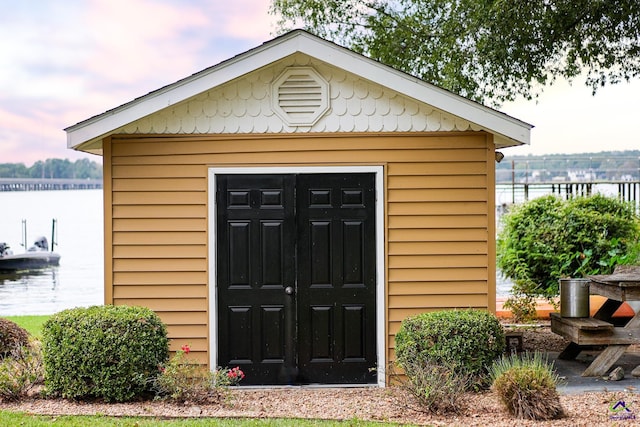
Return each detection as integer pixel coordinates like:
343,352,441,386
271,67,330,126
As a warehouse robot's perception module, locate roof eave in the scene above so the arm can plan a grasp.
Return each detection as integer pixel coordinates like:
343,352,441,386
66,30,532,152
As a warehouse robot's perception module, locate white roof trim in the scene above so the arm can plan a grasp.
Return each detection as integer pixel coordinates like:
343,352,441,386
66,30,532,151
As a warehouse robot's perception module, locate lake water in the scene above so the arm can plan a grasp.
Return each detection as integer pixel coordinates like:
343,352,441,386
0,190,103,315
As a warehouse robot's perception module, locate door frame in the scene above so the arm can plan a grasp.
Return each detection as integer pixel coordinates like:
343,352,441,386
208,165,386,387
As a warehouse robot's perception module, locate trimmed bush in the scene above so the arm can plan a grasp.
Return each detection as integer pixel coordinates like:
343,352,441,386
490,352,564,420
0,318,30,358
42,305,169,402
395,309,505,383
497,194,640,299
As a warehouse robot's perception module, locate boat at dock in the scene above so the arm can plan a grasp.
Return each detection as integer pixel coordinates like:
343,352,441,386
0,219,61,272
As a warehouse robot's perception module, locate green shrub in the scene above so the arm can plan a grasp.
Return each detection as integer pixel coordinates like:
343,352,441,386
497,194,640,298
153,344,244,403
395,309,505,385
490,352,564,420
0,318,30,357
502,292,538,323
0,342,44,400
42,305,169,402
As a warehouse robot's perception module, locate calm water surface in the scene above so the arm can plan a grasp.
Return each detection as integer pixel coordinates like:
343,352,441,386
0,190,103,315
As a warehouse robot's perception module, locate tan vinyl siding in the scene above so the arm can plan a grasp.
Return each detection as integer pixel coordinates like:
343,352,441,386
105,132,495,367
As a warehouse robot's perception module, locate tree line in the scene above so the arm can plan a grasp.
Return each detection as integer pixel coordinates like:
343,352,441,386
0,158,102,180
497,150,640,183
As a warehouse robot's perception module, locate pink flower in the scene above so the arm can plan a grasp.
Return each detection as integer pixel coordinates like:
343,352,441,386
181,344,191,354
227,366,245,380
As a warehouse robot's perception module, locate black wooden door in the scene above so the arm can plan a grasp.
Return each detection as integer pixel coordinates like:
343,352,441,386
216,173,376,385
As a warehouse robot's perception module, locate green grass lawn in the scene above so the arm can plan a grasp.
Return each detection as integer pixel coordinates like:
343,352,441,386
4,315,49,339
0,413,409,426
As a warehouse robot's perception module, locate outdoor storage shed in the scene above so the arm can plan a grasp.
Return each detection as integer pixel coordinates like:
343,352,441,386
66,30,532,386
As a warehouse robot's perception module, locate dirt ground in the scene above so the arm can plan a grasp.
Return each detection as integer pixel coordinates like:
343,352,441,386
2,324,639,426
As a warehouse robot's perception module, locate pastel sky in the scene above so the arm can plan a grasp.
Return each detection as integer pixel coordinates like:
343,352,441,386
1,0,638,166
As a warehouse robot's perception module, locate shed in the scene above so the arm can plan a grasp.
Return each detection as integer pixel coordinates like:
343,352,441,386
66,30,532,386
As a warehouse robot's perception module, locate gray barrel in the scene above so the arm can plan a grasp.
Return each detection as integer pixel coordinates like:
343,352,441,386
560,278,590,318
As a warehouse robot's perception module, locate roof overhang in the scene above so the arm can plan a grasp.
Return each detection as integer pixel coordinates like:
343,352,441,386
65,30,532,154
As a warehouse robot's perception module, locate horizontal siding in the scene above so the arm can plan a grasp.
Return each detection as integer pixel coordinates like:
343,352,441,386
388,254,488,268
388,188,487,202
112,178,206,192
388,215,488,228
387,175,486,189
388,201,487,215
113,205,206,218
113,298,207,312
113,245,205,259
113,258,206,272
114,271,207,285
387,161,487,175
113,284,206,299
388,281,488,295
110,149,486,165
388,241,487,255
110,134,488,157
388,267,487,282
107,132,493,370
113,218,204,232
388,228,487,242
159,311,208,324
113,191,207,205
113,231,206,245
389,294,488,309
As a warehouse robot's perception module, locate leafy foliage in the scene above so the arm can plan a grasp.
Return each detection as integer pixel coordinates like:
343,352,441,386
0,342,44,400
395,309,505,386
490,352,564,420
42,305,169,402
271,0,640,105
497,194,640,298
0,318,30,358
153,345,244,403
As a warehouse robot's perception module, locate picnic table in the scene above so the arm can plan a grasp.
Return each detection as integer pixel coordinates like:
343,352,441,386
550,266,640,377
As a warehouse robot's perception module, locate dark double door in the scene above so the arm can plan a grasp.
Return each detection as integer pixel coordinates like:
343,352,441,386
216,173,377,385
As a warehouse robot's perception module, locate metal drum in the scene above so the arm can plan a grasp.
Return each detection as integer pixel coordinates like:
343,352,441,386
560,278,590,317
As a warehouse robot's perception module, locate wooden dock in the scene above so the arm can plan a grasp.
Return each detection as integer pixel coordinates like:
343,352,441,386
498,180,640,212
0,178,102,191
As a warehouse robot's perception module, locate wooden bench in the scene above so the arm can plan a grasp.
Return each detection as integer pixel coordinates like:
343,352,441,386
550,312,614,345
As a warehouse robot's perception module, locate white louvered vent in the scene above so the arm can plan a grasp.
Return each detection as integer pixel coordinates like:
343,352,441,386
271,67,329,126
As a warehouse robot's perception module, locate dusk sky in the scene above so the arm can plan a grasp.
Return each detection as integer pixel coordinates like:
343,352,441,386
1,0,638,166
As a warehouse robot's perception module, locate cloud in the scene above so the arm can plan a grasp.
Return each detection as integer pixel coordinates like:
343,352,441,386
0,0,276,165
213,0,275,40
502,77,640,156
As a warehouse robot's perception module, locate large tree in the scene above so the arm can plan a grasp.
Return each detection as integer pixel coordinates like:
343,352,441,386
271,0,640,106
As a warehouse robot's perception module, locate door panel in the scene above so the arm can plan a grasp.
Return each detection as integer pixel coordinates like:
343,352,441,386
296,174,377,384
216,173,376,385
216,175,296,385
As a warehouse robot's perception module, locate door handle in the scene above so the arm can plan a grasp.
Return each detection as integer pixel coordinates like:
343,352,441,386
284,286,294,295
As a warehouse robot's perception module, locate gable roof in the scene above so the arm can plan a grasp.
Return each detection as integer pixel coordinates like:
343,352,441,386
65,30,532,154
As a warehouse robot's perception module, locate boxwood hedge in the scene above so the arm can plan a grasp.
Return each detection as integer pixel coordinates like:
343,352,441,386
395,309,505,383
42,305,168,402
